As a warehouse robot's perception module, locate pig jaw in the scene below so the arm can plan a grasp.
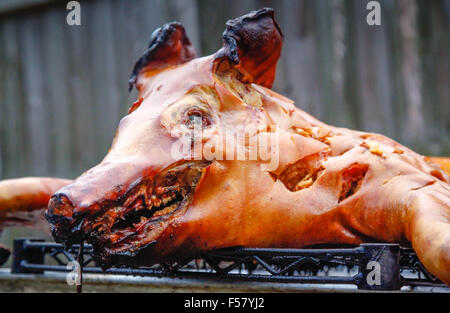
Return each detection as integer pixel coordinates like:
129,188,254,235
46,160,211,268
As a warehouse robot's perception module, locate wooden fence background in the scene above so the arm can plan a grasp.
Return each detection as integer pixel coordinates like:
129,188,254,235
0,0,449,180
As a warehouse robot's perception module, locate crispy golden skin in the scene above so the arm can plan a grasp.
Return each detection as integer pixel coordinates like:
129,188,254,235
428,157,450,176
0,177,71,265
1,8,449,285
0,178,72,214
0,177,71,230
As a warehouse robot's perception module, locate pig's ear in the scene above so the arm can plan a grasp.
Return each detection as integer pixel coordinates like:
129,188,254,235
129,22,197,91
214,8,283,88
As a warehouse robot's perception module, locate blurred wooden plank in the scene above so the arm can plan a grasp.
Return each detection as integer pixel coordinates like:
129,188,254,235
19,13,51,176
329,0,350,127
341,0,361,130
41,7,71,178
110,0,141,115
0,0,56,15
89,0,121,158
131,0,164,61
314,0,333,123
0,21,4,179
397,0,425,144
380,0,406,143
354,0,394,136
416,0,450,155
2,18,29,178
430,0,449,155
369,0,394,136
66,1,97,175
125,0,166,107
275,0,322,117
197,0,234,55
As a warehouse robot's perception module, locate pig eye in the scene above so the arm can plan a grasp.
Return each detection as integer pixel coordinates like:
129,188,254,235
183,108,211,129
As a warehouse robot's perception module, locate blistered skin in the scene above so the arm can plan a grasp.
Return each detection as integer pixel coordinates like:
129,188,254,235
3,8,449,285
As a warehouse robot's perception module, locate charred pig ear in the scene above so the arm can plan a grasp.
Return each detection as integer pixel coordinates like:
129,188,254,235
214,7,283,88
129,22,197,92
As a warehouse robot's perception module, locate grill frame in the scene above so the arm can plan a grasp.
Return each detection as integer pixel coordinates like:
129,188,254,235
10,238,448,291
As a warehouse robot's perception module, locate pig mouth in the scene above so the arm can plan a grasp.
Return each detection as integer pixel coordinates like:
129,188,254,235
47,160,210,267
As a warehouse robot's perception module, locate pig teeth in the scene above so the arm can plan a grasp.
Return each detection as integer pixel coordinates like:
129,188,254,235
153,197,162,207
151,195,158,206
115,206,126,213
164,193,177,205
162,194,169,205
149,184,184,208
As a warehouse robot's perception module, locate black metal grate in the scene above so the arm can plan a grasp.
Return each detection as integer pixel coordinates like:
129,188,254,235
11,238,448,291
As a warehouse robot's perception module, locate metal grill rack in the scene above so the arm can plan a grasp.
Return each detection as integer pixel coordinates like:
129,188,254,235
10,238,448,291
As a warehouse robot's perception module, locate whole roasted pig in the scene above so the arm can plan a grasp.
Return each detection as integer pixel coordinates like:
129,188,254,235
0,9,449,285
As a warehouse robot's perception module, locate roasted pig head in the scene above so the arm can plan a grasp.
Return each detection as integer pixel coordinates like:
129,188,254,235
45,8,450,284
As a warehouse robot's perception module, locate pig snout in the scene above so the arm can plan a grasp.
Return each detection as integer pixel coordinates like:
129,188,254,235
46,192,85,245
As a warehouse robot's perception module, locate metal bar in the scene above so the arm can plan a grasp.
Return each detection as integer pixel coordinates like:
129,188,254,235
19,260,358,285
402,279,448,288
23,240,93,252
10,239,448,291
22,240,361,257
210,247,364,257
